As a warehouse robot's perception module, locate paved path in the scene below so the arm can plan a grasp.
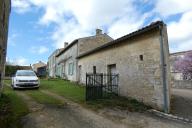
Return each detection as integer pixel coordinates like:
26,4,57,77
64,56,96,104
172,88,192,119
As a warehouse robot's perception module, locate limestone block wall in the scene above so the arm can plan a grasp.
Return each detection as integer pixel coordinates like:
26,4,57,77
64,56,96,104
56,44,78,81
78,28,171,111
78,34,113,55
173,80,192,89
48,49,62,78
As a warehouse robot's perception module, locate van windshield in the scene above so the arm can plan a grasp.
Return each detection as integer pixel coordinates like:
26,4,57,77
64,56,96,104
16,71,36,76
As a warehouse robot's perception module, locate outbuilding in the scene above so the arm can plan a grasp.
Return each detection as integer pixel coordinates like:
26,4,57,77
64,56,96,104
77,21,171,112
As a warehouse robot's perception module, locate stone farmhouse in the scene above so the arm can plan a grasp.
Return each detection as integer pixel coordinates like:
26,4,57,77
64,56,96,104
0,0,11,94
55,29,113,81
48,48,63,78
77,21,171,112
47,21,171,112
170,50,192,80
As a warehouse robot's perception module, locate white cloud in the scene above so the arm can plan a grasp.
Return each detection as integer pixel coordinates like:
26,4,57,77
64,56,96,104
12,0,31,13
30,46,49,54
167,11,192,52
12,0,146,48
8,57,29,66
154,0,192,17
108,13,148,39
12,0,192,53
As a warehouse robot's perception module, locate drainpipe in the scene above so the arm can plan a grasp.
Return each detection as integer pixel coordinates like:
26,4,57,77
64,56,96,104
159,24,169,113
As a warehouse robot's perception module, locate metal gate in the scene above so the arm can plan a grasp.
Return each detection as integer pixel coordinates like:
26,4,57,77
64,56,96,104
86,73,119,100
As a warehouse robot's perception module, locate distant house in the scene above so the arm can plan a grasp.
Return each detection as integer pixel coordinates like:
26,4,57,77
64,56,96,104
77,21,171,112
37,66,47,77
0,0,11,94
170,50,192,80
48,48,63,78
32,61,46,74
55,29,113,81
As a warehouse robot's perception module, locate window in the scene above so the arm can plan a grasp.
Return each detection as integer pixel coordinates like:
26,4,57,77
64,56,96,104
139,55,143,61
68,62,74,75
93,66,96,74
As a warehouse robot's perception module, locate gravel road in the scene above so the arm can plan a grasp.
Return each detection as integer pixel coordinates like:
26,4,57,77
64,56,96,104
13,89,192,128
172,88,192,119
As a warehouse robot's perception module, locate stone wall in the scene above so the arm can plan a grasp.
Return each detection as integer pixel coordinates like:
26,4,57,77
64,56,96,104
0,0,11,94
48,49,63,78
78,34,113,55
56,44,78,81
173,80,192,89
78,25,171,111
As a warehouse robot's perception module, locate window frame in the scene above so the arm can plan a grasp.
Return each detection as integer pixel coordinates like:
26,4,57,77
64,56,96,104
68,62,74,75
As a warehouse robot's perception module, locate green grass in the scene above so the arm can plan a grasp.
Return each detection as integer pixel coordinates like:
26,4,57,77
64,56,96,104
4,79,64,105
0,85,29,128
40,79,151,112
25,90,64,105
40,79,85,103
3,79,151,112
4,79,11,85
86,95,151,112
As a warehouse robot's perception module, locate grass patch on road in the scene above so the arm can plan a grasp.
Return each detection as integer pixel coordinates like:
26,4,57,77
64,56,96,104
40,79,85,103
25,90,64,105
0,85,29,128
4,79,11,85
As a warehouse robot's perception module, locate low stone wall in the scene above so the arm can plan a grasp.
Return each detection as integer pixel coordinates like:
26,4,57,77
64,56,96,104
173,80,192,89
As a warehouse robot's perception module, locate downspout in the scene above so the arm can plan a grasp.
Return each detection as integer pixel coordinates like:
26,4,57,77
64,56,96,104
159,24,169,113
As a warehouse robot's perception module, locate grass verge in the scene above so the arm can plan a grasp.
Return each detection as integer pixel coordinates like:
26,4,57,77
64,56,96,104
0,85,29,128
40,79,151,112
4,79,151,112
25,90,64,105
40,79,85,103
86,95,151,112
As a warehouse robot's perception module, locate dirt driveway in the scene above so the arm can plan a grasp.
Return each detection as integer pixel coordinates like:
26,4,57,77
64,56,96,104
172,88,192,119
12,89,191,128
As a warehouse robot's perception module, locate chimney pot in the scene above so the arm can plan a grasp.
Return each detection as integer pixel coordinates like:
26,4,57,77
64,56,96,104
64,42,68,48
96,29,102,35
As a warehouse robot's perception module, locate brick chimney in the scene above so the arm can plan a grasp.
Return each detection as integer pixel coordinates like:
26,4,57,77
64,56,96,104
96,29,102,35
64,42,68,48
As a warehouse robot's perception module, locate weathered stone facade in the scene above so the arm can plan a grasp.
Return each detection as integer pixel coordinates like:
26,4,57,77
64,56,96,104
78,32,113,55
48,48,63,78
0,0,11,94
78,21,171,112
56,42,78,81
55,30,113,81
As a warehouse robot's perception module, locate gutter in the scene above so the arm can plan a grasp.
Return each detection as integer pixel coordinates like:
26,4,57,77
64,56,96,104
159,24,169,113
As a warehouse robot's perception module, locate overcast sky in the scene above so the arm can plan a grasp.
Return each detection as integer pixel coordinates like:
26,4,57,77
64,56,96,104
7,0,192,65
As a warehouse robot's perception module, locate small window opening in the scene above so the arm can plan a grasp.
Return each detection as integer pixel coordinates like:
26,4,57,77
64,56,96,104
93,66,96,74
139,55,143,61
